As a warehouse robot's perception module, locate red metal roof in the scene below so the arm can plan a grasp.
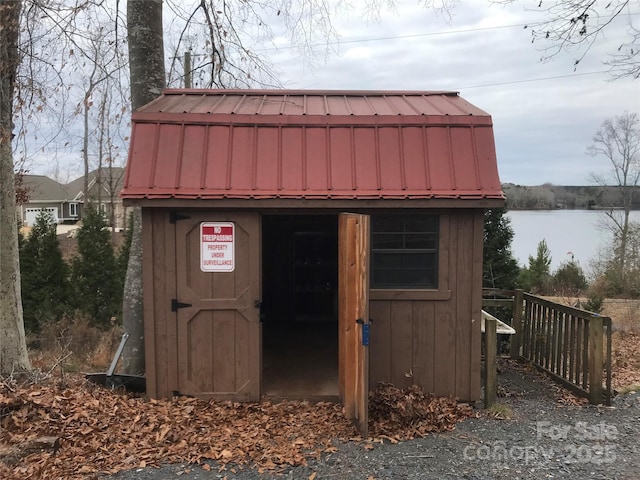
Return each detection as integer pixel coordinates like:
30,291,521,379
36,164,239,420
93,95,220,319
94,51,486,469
121,89,504,201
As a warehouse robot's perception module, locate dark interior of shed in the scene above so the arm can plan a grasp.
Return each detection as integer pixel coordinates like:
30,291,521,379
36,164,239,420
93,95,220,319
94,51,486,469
261,214,339,399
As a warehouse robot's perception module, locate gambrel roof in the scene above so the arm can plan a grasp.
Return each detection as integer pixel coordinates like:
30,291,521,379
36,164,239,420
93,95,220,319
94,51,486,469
121,89,504,202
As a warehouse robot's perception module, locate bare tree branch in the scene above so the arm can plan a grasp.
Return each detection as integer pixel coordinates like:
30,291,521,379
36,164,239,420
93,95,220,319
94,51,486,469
493,0,639,79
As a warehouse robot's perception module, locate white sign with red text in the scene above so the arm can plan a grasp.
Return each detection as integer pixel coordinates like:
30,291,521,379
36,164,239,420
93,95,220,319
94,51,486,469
200,222,234,272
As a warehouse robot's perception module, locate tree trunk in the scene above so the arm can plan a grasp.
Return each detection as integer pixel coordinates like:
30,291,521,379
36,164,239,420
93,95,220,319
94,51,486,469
0,1,31,375
128,0,165,110
122,0,165,374
121,207,144,374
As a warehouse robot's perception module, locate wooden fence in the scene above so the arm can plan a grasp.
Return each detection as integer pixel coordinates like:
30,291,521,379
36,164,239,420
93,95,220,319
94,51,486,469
482,289,612,405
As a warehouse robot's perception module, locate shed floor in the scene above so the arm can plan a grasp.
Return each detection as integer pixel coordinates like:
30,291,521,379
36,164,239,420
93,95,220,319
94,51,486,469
262,322,338,399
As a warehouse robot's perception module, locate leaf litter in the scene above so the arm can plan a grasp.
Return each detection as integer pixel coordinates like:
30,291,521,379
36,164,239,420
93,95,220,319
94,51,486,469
0,376,471,479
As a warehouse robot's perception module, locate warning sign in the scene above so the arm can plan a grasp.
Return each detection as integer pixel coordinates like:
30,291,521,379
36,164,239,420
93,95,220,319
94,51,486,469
200,222,234,272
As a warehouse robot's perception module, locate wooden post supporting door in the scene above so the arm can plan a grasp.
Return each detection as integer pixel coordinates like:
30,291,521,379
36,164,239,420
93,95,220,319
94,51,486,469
338,213,370,437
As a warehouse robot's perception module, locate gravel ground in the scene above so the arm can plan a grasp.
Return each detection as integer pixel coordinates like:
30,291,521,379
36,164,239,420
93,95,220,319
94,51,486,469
108,361,640,480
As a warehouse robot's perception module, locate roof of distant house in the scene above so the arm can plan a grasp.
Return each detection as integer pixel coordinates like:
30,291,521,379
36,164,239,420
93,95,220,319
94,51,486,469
22,175,70,201
21,168,126,203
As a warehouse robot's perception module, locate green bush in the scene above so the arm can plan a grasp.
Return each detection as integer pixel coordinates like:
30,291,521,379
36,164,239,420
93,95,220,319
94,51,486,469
519,239,553,294
583,292,604,314
71,204,122,328
552,260,588,295
19,212,70,333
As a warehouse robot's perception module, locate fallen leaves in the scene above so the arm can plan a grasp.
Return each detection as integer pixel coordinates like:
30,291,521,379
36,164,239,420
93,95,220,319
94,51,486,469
0,377,479,479
368,383,473,440
611,332,640,391
0,377,357,479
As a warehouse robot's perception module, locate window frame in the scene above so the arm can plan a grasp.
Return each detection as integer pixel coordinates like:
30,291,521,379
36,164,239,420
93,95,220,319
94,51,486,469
69,202,78,217
370,213,451,301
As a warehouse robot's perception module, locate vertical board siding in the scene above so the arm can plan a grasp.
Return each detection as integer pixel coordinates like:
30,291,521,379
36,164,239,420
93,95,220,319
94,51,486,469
146,209,259,400
212,312,236,392
190,311,215,391
145,207,484,402
412,301,435,392
165,211,179,394
369,210,483,402
433,308,456,396
143,209,178,399
369,301,392,385
469,211,484,398
454,212,472,398
153,210,171,397
142,210,157,398
390,301,414,389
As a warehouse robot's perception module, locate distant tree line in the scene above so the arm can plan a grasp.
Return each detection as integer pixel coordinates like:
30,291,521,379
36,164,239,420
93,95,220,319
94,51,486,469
19,207,131,334
503,184,640,210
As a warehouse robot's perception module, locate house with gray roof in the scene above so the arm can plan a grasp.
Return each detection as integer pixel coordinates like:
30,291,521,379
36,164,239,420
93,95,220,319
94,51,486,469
18,168,128,229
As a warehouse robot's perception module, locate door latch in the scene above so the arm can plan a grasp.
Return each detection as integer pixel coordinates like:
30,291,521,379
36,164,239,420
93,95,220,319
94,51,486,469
356,318,370,347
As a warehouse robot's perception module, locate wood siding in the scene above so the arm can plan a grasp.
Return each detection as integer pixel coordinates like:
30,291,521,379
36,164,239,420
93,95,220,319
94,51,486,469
143,207,484,401
143,208,261,399
142,208,177,399
369,210,484,401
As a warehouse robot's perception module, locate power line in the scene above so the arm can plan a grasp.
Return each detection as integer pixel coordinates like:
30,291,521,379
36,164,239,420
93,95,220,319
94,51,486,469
258,23,528,52
456,70,611,90
257,12,640,53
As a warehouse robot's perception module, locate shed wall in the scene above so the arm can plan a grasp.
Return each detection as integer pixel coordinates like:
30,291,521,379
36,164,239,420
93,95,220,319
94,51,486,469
142,208,178,399
369,210,484,401
143,207,484,401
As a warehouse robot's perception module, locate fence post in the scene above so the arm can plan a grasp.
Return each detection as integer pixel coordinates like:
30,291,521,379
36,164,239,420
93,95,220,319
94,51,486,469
510,289,523,359
484,316,497,409
588,316,604,404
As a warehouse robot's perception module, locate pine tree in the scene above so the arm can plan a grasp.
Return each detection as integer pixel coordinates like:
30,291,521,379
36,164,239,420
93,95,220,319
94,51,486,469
520,239,553,294
19,212,69,333
483,208,520,289
71,205,122,327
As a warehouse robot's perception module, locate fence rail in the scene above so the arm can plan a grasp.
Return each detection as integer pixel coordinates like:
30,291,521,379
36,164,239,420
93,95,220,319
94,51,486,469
482,289,612,405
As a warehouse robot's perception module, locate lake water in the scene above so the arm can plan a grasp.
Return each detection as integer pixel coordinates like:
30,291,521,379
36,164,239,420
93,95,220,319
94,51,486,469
506,210,640,272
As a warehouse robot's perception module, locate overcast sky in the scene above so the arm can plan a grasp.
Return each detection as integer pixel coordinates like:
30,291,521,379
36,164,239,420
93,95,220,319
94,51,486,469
259,1,639,186
25,1,639,187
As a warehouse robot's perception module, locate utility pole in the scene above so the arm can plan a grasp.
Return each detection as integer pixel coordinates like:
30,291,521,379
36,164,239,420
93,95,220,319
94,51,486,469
184,51,192,88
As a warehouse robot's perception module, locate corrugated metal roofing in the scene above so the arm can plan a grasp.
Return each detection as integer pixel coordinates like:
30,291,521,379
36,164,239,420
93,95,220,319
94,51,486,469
121,89,504,201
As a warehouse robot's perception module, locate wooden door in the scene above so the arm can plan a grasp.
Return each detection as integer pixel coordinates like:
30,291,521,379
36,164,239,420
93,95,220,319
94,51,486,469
175,212,261,400
338,213,370,437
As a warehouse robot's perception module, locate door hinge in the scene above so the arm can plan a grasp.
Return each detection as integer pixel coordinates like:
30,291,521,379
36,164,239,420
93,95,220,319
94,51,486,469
171,299,192,311
169,211,190,224
356,318,370,347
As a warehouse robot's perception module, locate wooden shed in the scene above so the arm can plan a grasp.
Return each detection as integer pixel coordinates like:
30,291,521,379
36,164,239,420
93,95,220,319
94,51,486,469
121,89,504,432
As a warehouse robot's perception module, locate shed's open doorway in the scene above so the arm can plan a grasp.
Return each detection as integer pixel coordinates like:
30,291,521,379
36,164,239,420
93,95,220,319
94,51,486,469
262,214,339,399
